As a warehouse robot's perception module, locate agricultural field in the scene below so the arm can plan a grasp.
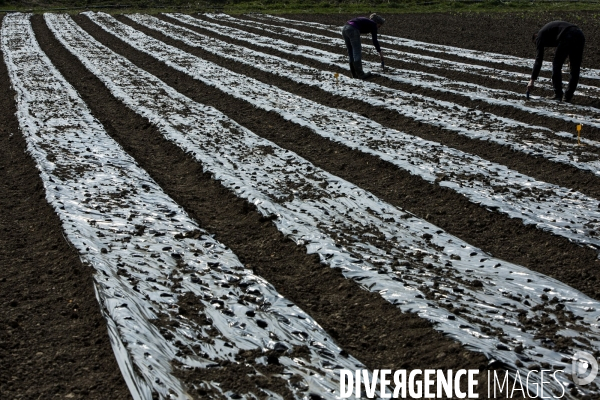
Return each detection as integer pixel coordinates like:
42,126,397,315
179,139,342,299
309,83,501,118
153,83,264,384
3,8,600,400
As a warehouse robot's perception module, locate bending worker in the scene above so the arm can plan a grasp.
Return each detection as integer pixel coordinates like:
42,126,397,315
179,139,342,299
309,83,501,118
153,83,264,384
527,21,585,103
341,13,385,79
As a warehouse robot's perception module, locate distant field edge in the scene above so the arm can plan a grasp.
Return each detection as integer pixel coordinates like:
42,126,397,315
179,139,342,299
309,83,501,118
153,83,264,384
4,0,600,15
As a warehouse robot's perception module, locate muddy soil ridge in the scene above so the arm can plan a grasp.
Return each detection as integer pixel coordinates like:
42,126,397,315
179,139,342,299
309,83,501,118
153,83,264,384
2,9,600,400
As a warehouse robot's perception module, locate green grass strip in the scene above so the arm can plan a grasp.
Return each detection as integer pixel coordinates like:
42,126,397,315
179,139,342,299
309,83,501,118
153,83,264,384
4,0,600,15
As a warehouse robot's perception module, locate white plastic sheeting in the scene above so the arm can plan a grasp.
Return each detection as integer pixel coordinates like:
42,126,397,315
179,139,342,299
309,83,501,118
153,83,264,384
92,12,600,255
198,12,600,128
3,12,371,400
152,13,600,174
237,14,600,99
225,14,600,101
251,13,600,81
46,12,600,397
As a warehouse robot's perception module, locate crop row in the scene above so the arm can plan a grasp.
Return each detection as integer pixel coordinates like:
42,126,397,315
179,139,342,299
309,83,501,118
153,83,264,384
4,11,600,399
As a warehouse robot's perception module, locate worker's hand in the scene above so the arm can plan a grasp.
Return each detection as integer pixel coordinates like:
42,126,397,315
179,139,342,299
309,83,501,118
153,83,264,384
527,79,535,92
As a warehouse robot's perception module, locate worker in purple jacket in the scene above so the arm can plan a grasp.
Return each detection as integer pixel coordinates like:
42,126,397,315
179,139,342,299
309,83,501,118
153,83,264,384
341,13,385,79
527,21,585,103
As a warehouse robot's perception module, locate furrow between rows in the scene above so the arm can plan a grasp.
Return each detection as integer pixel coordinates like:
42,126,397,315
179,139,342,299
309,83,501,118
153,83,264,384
155,14,600,173
207,13,600,101
6,12,366,400
203,12,600,123
89,12,600,256
34,12,506,400
189,14,600,147
252,13,600,81
0,14,132,400
233,14,553,94
193,13,600,143
44,12,600,396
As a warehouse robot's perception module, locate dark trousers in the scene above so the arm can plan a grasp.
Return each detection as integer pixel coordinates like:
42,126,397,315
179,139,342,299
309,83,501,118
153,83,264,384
553,28,585,100
341,24,362,63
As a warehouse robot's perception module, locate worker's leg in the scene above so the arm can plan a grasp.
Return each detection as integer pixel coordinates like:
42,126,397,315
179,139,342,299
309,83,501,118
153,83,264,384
346,26,362,64
343,25,370,79
352,60,372,79
552,42,569,99
342,25,358,78
564,30,585,102
342,25,354,63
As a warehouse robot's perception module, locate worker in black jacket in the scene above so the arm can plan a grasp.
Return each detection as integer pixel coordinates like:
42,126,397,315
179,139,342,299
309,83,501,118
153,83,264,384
527,21,585,103
341,13,385,79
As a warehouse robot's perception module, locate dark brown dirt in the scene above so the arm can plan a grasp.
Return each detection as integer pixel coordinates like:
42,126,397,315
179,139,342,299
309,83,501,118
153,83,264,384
3,9,600,399
179,13,600,196
228,12,600,131
37,12,495,398
122,13,600,299
259,11,600,77
0,14,131,400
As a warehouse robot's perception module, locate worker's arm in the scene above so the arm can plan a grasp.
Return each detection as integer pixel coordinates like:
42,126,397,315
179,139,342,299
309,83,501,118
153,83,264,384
528,42,545,92
530,40,545,85
371,24,381,54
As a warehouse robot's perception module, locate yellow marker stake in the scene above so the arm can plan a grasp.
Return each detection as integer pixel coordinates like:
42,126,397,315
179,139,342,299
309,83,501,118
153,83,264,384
334,72,339,83
577,124,582,146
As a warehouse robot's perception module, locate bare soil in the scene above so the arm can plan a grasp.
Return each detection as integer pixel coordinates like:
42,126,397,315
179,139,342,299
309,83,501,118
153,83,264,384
2,10,600,399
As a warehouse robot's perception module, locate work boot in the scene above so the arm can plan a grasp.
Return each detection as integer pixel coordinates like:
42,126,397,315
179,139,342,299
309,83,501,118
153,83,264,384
563,91,574,103
546,94,562,102
349,62,358,78
353,60,373,80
